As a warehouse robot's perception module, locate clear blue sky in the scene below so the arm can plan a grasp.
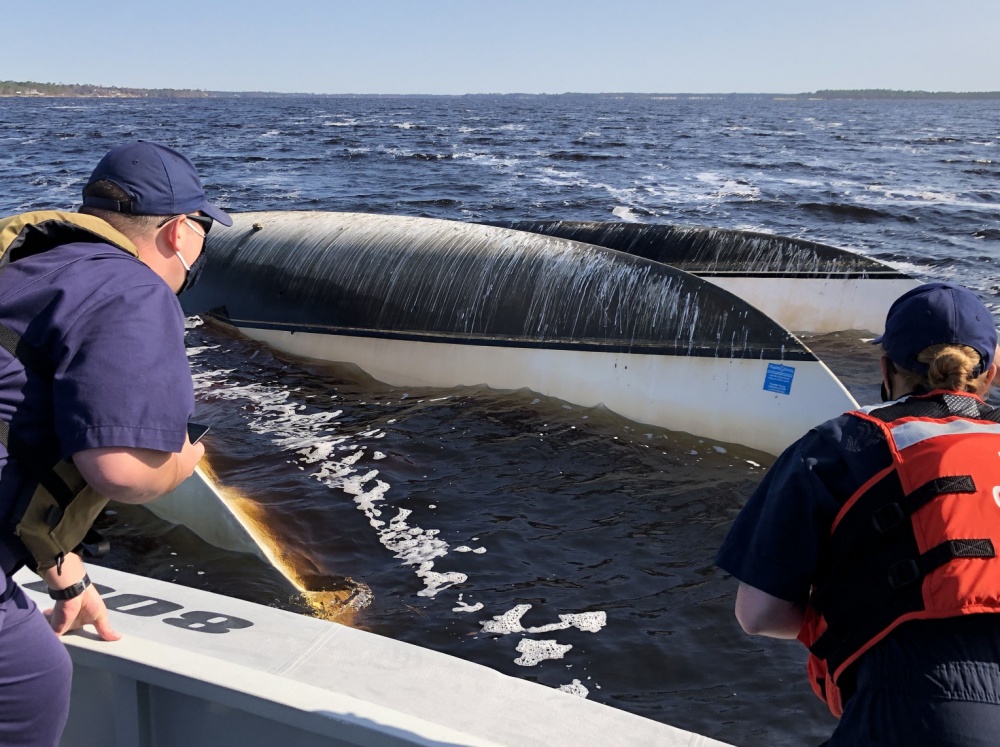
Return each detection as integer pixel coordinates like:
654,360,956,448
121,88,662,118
6,0,999,94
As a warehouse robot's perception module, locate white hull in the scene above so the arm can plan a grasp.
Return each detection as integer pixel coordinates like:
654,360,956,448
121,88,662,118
15,566,731,747
704,276,922,334
149,466,266,560
240,325,858,456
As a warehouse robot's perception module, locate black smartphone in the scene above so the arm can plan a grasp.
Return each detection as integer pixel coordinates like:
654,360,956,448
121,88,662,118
187,422,210,444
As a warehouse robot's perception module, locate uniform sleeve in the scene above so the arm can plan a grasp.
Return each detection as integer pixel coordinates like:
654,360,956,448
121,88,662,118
715,425,847,604
52,278,193,456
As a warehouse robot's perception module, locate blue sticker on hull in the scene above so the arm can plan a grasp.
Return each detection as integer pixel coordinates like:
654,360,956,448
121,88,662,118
763,363,795,395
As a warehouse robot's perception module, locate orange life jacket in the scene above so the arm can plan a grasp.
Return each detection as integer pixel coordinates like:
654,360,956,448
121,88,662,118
798,391,1000,716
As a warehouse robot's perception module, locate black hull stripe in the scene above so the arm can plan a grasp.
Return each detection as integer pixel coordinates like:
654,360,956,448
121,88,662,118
217,314,818,362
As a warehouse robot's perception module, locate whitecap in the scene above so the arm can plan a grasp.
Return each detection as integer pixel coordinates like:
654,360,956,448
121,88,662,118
514,639,572,667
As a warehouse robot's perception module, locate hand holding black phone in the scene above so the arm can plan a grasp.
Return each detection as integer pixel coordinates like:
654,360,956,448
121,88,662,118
187,422,210,444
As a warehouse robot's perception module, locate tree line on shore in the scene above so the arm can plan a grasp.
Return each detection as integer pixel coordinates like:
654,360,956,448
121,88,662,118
0,80,216,98
3,80,999,100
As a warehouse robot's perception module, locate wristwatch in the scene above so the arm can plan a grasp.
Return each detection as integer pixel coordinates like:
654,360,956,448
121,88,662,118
47,574,92,601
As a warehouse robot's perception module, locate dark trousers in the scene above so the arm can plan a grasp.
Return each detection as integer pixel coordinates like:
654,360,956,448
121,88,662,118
0,581,72,747
824,675,1000,746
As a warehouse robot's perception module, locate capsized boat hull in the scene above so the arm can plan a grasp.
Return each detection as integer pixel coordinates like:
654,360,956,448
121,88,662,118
487,220,922,334
182,211,858,456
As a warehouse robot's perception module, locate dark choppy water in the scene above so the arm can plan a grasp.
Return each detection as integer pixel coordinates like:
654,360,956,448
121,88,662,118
3,95,1000,746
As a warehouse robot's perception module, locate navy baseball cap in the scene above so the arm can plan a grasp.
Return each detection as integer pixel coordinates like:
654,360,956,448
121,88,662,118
873,282,997,375
82,141,232,226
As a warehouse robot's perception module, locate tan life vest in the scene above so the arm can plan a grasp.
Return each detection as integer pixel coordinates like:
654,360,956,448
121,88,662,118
0,211,139,573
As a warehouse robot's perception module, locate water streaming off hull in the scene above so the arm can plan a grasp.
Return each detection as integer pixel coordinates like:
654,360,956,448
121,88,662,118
486,220,922,335
182,211,813,360
180,211,858,456
487,220,907,276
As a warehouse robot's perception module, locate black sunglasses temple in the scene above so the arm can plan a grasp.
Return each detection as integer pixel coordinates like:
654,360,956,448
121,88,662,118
155,214,213,235
187,215,213,235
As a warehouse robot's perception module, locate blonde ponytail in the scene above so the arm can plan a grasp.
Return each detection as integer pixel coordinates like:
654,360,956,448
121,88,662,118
916,344,987,393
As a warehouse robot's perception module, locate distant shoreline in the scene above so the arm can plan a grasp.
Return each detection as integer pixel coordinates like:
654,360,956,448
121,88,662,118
3,81,1000,100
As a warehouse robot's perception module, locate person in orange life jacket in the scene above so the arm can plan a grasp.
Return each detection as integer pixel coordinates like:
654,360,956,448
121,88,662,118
716,281,1000,746
0,141,231,747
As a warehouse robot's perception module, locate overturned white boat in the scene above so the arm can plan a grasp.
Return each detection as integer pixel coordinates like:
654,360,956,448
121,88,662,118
181,211,861,456
486,220,921,335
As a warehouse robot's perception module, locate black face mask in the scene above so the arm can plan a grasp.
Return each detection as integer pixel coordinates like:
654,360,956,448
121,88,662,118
177,249,208,296
882,358,896,402
881,359,897,403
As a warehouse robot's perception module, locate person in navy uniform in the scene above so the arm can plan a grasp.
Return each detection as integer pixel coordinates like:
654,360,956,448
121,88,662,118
718,282,1000,746
0,141,231,746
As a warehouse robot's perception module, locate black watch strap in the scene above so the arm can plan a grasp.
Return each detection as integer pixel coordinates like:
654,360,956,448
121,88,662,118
47,574,91,601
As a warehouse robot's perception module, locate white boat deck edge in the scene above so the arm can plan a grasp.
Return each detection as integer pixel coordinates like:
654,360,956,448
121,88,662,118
15,565,732,747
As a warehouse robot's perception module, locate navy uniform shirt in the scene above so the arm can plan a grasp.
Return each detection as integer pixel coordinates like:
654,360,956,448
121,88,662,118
0,239,193,575
716,412,890,603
